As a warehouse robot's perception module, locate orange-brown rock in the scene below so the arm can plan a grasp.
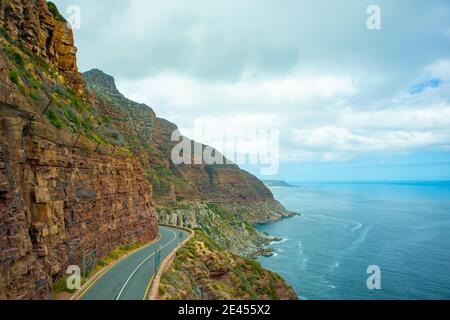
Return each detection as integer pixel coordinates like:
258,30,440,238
0,0,83,94
0,116,158,300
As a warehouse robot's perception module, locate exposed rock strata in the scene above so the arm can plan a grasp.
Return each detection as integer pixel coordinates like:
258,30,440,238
0,0,83,94
0,116,158,299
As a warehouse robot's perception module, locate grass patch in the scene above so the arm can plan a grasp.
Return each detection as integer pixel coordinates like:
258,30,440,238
63,107,82,128
89,133,103,144
242,257,264,275
9,69,19,85
0,27,13,43
47,1,67,22
81,118,94,132
30,77,41,90
46,109,64,129
12,51,24,67
53,276,87,294
29,90,40,101
3,45,24,67
88,241,146,277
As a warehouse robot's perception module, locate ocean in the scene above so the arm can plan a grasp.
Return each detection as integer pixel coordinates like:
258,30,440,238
257,181,450,300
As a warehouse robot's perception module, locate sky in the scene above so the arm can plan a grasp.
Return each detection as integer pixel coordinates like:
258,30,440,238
54,0,450,181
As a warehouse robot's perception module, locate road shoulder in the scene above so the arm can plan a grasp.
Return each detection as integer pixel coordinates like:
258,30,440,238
69,234,162,300
148,224,194,300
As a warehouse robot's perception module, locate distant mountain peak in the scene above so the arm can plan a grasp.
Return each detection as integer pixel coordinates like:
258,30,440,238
83,68,121,96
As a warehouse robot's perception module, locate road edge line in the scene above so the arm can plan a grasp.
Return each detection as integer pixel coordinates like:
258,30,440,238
71,233,162,300
148,224,194,300
142,274,155,300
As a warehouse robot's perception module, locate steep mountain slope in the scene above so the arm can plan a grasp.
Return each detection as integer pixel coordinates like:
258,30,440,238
0,0,297,300
82,68,296,255
0,0,158,299
82,68,294,226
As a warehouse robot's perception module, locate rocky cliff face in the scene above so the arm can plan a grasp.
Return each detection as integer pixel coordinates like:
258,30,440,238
157,203,275,257
0,0,158,300
0,0,83,94
0,116,158,300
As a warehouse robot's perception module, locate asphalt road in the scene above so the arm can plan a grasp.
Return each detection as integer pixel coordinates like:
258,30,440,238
80,226,189,300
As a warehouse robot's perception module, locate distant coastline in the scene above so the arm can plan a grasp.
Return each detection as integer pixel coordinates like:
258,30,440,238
263,180,296,188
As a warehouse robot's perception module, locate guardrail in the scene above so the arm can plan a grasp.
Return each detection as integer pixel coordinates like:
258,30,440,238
148,224,195,300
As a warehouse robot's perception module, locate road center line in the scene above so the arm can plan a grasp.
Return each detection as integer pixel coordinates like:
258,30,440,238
115,228,179,300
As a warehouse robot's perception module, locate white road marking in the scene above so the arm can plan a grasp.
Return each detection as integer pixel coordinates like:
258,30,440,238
115,228,179,300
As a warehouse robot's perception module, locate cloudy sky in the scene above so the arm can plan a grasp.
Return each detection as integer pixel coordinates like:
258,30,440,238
54,0,450,181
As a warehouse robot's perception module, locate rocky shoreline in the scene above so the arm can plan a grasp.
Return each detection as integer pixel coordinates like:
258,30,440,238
254,214,299,258
157,201,299,259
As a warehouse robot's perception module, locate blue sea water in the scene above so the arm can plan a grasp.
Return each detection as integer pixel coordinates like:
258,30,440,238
257,181,450,300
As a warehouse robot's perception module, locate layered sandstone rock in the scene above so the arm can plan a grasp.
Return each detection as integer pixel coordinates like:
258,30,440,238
0,116,158,299
83,69,160,148
0,0,83,94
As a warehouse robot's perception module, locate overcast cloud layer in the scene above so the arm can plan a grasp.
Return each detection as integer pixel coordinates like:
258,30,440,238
54,0,450,179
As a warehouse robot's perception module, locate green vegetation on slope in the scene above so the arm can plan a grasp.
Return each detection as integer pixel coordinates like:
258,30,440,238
157,202,274,257
47,1,67,22
0,33,129,150
159,230,297,300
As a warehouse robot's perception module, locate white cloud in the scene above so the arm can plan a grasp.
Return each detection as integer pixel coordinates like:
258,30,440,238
339,104,450,131
179,113,281,154
118,71,357,108
425,59,450,80
287,126,450,162
117,60,450,163
56,0,450,166
259,75,357,101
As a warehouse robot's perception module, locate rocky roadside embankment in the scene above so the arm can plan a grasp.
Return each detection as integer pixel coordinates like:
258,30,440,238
158,230,297,300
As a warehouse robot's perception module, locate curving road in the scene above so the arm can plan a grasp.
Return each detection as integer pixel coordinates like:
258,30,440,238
79,226,189,300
